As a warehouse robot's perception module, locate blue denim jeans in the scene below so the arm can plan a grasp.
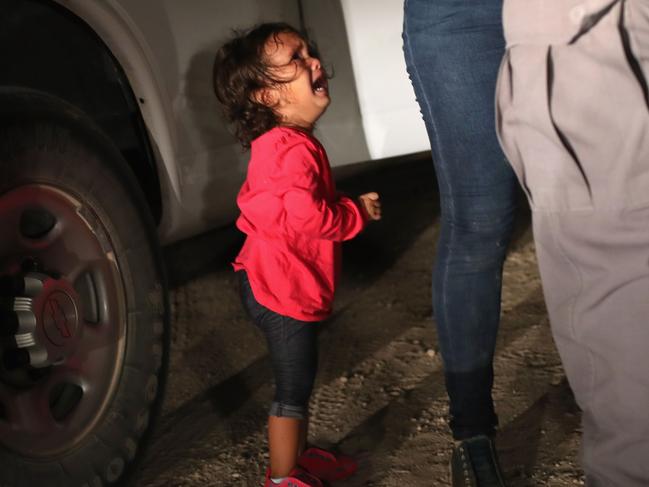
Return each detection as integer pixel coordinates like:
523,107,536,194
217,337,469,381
403,0,518,439
238,270,318,420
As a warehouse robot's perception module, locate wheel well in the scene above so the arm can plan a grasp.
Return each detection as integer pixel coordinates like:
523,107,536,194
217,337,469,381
0,0,163,223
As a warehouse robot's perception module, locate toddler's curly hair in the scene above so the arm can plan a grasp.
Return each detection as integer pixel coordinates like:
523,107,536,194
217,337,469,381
213,22,322,149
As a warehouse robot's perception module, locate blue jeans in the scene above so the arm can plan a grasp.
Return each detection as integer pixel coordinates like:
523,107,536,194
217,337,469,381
238,270,318,420
403,0,518,439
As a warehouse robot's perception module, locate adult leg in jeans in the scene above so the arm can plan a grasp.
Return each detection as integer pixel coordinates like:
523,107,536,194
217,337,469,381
403,0,517,484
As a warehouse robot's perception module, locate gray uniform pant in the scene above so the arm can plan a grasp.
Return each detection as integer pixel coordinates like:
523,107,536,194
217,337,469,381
496,1,649,485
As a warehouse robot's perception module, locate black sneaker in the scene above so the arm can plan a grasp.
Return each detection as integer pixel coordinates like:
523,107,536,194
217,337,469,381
450,435,507,487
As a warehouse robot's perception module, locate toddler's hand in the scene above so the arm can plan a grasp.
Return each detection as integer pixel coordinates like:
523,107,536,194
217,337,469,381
358,192,381,221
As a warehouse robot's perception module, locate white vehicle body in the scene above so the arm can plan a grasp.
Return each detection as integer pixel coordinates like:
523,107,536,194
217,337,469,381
0,2,429,485
54,0,428,244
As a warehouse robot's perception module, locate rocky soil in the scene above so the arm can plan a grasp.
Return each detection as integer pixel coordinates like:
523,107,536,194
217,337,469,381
132,154,583,487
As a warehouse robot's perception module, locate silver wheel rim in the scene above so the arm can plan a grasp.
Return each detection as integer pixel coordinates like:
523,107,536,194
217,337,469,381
0,183,126,458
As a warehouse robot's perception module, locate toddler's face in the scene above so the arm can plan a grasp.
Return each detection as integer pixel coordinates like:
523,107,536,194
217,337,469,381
262,31,330,130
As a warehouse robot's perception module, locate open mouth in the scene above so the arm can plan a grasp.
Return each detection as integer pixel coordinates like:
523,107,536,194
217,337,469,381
312,75,328,93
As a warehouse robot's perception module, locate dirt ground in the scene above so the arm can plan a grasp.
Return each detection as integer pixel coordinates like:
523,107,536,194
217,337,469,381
131,154,584,487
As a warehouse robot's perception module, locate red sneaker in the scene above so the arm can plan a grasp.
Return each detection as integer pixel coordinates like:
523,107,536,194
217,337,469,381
297,447,358,482
263,466,323,487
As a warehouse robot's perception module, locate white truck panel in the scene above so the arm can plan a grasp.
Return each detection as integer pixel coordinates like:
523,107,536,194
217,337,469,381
340,0,429,159
54,0,426,243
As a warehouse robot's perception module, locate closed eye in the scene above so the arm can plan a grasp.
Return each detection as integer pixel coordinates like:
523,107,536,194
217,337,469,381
291,43,311,62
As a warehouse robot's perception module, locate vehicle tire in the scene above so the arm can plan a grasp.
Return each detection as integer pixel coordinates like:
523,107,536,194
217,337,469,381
0,89,170,487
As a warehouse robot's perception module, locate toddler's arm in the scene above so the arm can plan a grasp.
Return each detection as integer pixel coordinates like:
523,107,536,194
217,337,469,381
281,146,368,241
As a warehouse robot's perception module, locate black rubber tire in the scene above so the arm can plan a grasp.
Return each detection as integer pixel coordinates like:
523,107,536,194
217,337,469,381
0,89,170,486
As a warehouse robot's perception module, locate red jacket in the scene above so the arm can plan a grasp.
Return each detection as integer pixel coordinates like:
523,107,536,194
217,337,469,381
233,126,367,321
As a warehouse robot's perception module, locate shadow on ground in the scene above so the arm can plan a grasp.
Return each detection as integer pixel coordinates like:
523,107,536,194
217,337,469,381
134,153,582,487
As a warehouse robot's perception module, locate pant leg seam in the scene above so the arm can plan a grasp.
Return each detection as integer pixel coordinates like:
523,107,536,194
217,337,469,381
403,7,457,368
548,214,597,406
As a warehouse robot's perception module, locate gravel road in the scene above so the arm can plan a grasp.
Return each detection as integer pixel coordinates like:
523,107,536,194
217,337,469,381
131,154,583,487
